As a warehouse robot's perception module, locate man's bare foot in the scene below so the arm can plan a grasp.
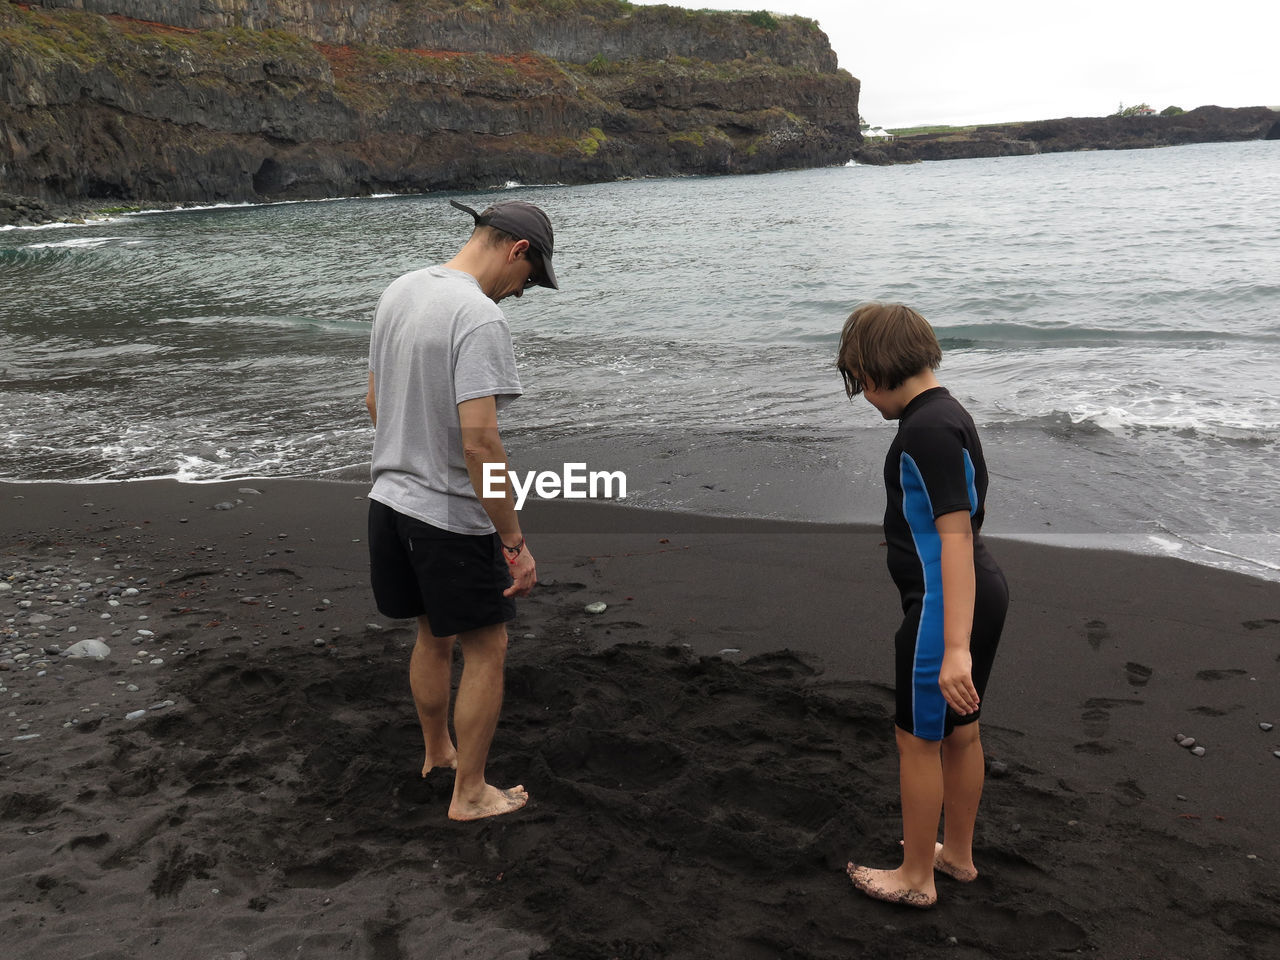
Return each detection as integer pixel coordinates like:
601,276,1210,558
421,753,458,778
846,863,936,908
898,840,978,882
448,784,529,821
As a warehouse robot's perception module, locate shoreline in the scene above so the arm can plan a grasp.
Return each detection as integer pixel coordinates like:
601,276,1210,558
3,477,1278,957
5,121,1277,229
5,473,1278,587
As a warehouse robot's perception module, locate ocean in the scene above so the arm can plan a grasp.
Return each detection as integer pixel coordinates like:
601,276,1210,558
2,140,1278,580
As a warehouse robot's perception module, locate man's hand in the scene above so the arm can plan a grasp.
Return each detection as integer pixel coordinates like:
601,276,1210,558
504,544,536,597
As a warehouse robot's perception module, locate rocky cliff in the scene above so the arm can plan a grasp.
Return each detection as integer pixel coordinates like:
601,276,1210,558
854,105,1280,165
0,0,862,217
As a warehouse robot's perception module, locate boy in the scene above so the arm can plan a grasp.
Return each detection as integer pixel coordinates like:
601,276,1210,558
836,303,1009,907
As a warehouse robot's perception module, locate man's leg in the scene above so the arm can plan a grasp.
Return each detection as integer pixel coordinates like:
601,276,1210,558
448,621,527,821
411,616,458,777
938,721,983,880
847,727,941,906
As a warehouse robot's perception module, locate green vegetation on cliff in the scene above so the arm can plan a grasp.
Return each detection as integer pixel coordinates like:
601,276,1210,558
1,0,861,203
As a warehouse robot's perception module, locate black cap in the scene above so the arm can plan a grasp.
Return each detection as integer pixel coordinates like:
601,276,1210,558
450,199,558,290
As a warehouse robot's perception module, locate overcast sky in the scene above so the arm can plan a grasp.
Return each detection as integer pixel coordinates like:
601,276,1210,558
628,0,1278,128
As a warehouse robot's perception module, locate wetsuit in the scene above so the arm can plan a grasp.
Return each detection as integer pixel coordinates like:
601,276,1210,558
883,387,1008,741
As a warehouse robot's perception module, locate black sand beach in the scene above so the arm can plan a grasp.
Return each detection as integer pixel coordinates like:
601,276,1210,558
2,479,1278,959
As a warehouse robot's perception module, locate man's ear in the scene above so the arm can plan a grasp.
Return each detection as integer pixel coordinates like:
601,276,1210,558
510,238,530,261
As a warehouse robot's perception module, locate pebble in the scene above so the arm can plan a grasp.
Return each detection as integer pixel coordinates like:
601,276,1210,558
12,733,41,741
1178,737,1196,749
717,647,742,656
584,601,607,615
1191,746,1206,757
63,638,111,659
125,709,147,721
1261,723,1274,732
1274,751,1280,760
988,760,1009,778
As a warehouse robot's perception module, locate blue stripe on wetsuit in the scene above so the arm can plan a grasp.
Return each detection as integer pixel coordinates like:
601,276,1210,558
900,448,979,741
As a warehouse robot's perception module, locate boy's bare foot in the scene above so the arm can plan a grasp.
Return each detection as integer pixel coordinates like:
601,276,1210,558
933,842,978,882
898,840,979,882
846,863,936,908
421,753,458,778
448,784,529,821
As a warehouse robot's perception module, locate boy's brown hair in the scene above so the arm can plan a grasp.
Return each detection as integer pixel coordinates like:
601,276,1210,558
836,302,942,397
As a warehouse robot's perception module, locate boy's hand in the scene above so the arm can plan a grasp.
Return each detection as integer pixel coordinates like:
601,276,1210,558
939,648,979,715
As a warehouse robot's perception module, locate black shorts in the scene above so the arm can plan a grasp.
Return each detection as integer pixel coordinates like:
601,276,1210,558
368,499,516,637
894,556,1008,741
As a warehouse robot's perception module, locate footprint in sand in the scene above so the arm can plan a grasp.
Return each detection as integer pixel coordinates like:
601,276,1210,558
1084,619,1109,651
1241,618,1279,630
1075,698,1142,754
1195,668,1248,682
1081,707,1111,739
1112,779,1146,808
1124,662,1153,687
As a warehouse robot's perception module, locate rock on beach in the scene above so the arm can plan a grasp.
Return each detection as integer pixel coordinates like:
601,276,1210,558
62,638,111,659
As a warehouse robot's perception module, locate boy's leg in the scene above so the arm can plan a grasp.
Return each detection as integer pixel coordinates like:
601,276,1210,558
448,621,528,821
897,727,945,889
410,616,458,777
847,727,941,906
939,721,983,880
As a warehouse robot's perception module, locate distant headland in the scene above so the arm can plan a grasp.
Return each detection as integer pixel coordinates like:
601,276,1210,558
853,105,1280,164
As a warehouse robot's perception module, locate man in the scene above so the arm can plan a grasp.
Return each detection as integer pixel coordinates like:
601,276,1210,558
365,198,556,821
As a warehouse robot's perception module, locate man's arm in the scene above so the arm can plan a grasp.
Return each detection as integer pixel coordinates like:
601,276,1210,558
936,509,978,715
458,395,536,597
366,371,377,426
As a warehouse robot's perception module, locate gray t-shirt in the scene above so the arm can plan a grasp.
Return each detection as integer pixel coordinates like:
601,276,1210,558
368,266,522,534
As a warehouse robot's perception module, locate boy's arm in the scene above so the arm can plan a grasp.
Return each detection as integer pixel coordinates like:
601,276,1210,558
457,395,536,598
936,509,979,715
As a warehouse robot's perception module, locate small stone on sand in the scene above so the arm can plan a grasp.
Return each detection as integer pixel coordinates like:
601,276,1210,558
63,638,111,659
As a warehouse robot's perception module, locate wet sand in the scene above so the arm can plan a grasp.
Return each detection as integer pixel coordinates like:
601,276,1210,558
2,479,1278,959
